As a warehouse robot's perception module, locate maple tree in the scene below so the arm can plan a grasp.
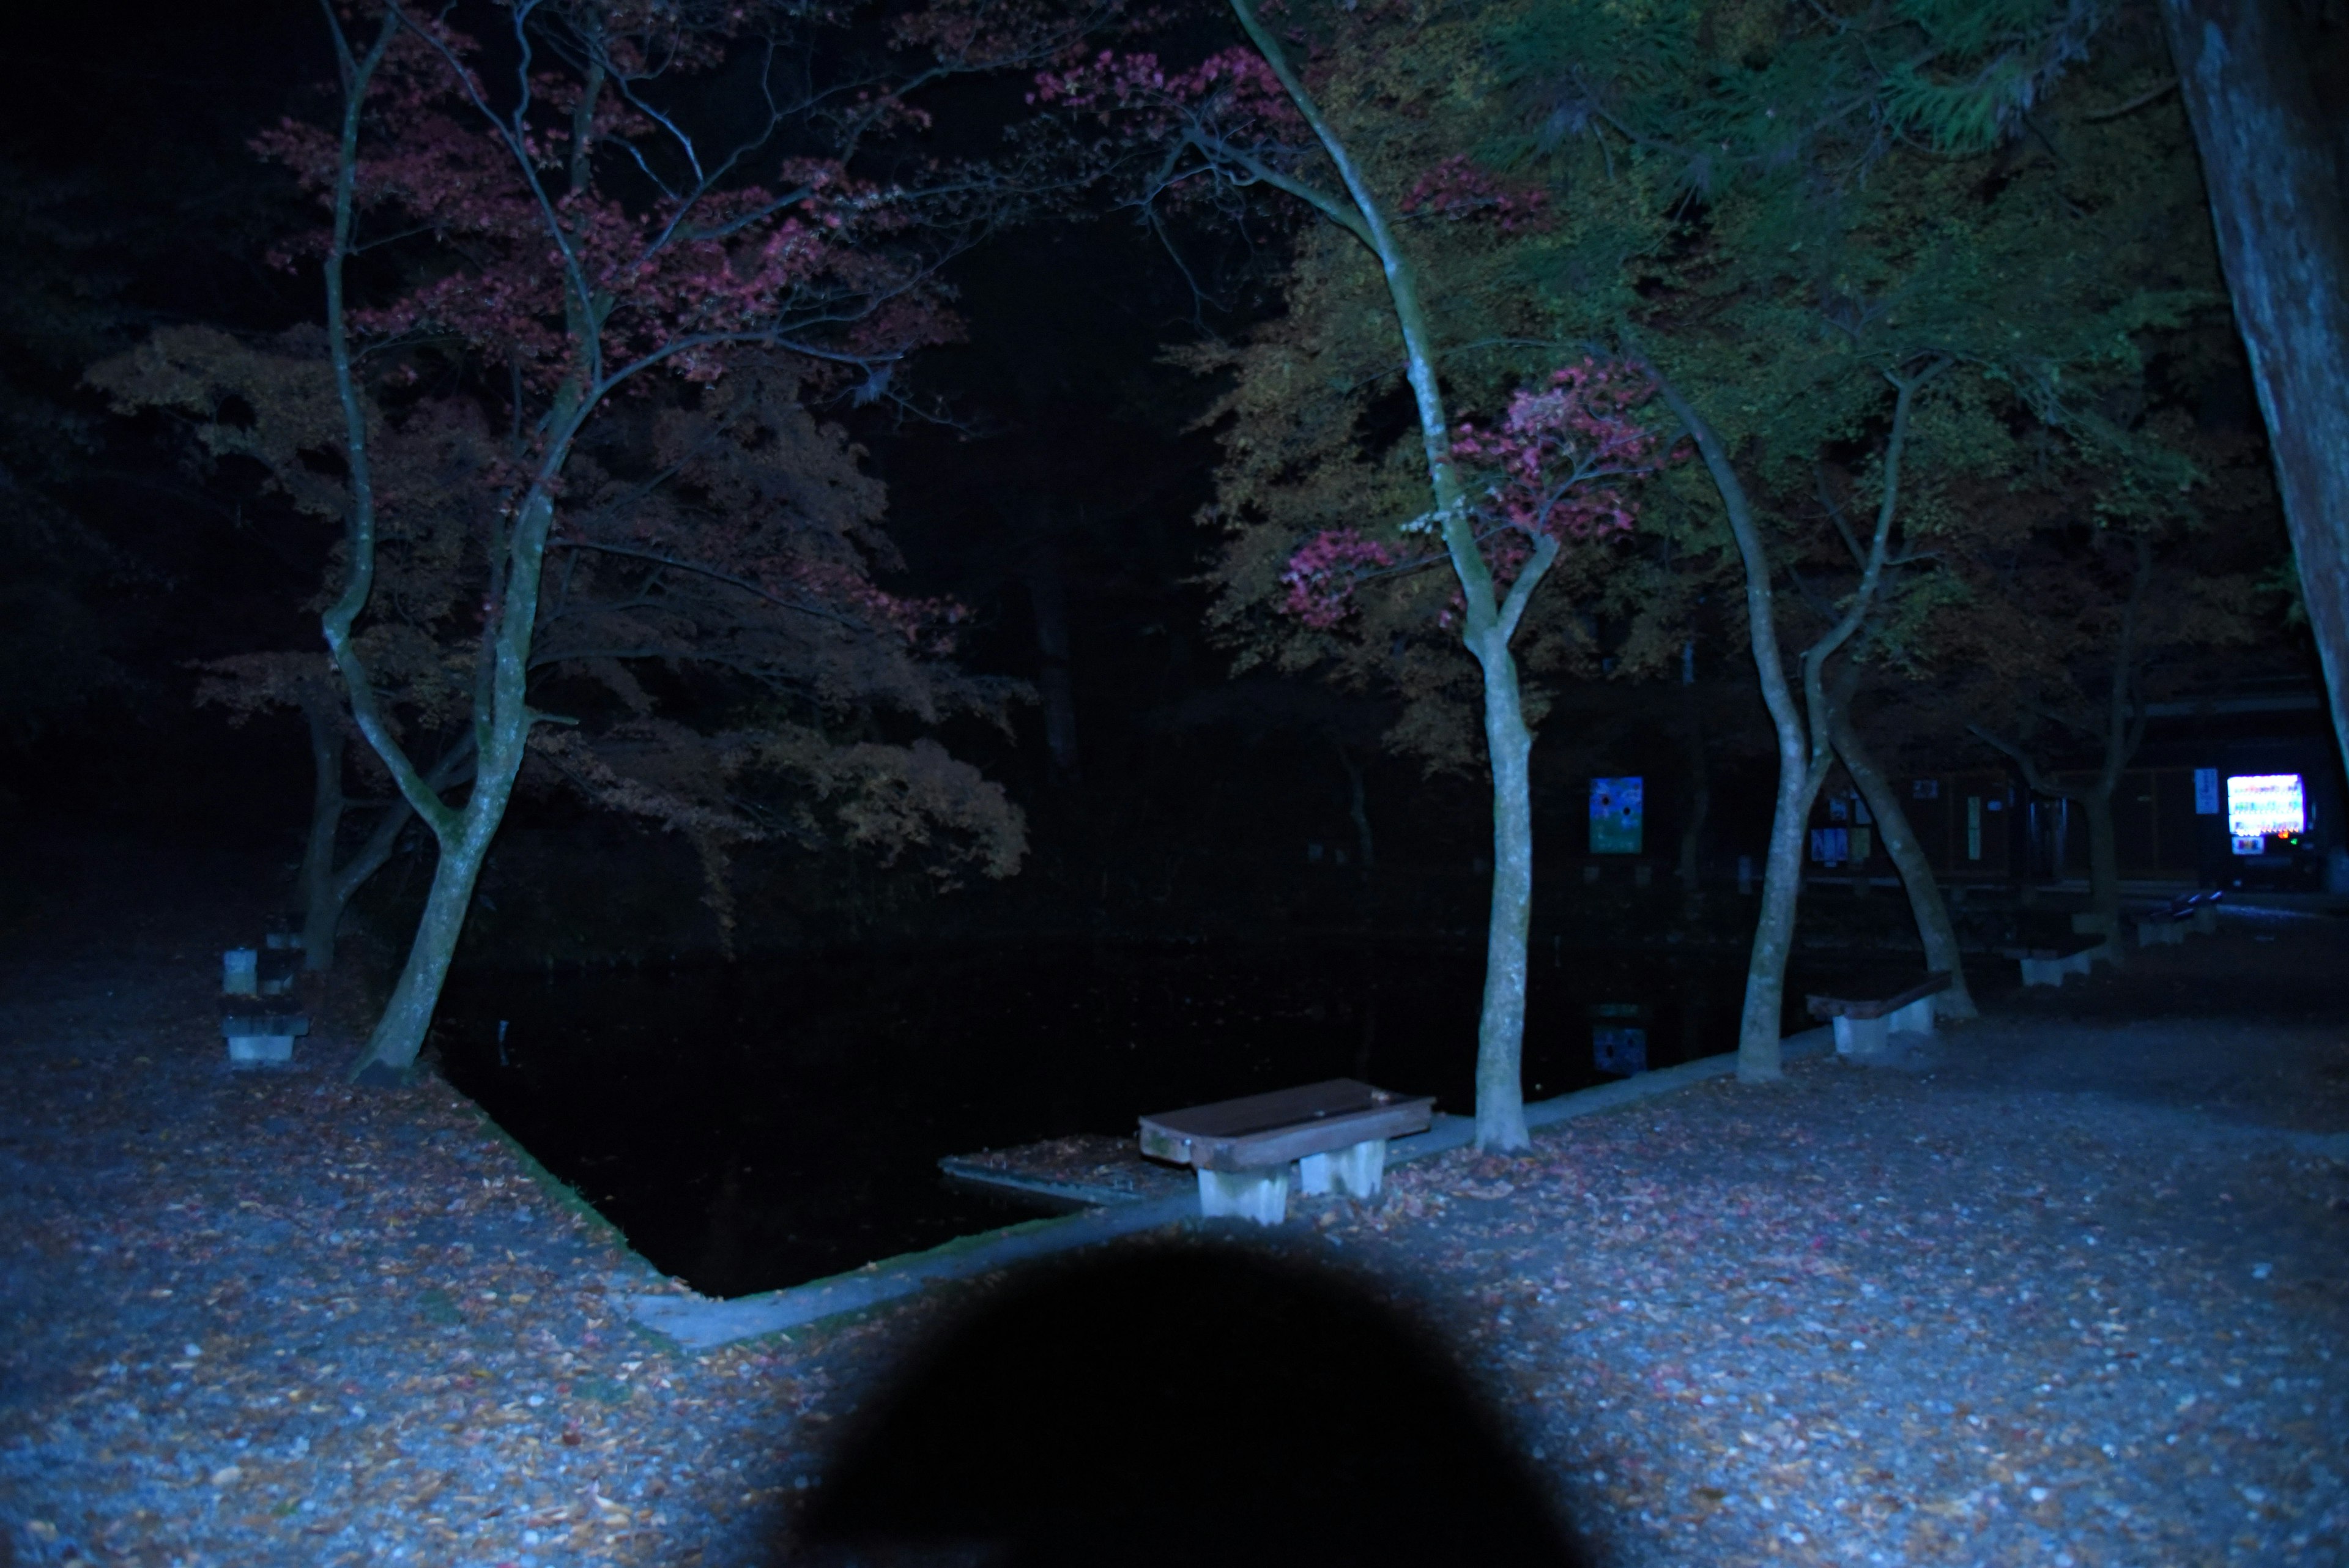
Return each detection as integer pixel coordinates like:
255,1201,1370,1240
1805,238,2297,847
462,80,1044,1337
1939,436,2277,951
1034,7,1672,1150
94,328,1026,978
106,0,1091,1081
1448,0,2247,1078
1055,0,2262,1090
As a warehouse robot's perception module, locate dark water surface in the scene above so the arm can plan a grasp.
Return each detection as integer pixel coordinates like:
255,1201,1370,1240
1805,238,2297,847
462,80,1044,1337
436,940,1835,1298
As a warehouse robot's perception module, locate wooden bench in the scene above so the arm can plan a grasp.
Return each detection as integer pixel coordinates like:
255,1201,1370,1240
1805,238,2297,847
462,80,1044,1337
1138,1079,1435,1225
1805,973,1950,1059
1997,935,2109,987
219,996,310,1065
2136,890,2222,946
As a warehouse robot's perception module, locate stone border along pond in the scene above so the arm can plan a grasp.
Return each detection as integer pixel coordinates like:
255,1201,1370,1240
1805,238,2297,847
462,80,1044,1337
619,1028,1845,1349
10,904,2348,1568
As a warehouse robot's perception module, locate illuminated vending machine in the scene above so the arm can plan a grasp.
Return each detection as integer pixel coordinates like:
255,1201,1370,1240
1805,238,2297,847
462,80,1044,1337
2224,772,2307,886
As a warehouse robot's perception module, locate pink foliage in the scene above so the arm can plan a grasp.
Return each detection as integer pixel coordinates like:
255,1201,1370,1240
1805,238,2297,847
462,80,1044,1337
1449,359,1666,544
1400,154,1550,232
1279,359,1671,630
1030,46,1304,144
254,20,945,406
1280,528,1396,629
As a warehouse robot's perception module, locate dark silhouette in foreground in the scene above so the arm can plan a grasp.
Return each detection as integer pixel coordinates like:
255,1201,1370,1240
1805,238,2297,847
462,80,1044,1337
797,1243,1583,1567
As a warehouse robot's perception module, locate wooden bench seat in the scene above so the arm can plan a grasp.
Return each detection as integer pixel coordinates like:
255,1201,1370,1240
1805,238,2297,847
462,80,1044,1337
1805,973,1950,1058
1138,1078,1434,1225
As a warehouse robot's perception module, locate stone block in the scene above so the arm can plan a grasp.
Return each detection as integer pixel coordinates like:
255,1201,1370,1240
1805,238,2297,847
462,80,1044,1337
1197,1167,1288,1225
1297,1138,1386,1198
226,1034,296,1066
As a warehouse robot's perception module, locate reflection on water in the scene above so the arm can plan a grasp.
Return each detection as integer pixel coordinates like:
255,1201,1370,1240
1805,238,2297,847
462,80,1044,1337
436,941,1804,1298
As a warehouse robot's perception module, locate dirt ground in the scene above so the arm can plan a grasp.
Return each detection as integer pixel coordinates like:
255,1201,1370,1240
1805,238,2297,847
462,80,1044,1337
2,839,2345,1566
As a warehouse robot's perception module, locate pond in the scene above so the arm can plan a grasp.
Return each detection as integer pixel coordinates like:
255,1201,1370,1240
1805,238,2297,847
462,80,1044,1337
434,939,1835,1299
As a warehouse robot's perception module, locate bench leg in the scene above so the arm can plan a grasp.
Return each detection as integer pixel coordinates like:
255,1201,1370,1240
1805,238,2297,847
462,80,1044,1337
225,1033,295,1066
2019,957,2058,987
2193,905,2218,935
1299,1139,1387,1199
1888,996,1935,1036
1197,1167,1288,1225
1833,1015,1890,1057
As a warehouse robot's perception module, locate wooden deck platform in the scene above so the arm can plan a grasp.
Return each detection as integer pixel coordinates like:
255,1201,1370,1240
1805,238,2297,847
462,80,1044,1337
940,1134,1195,1208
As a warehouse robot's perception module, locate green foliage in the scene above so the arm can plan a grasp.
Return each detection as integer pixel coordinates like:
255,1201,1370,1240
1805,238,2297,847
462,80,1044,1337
1191,0,2240,771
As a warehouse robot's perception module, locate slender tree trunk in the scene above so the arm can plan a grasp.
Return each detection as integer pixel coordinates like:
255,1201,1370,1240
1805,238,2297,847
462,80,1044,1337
310,797,406,970
1471,628,1537,1150
302,735,473,973
1831,707,1976,1019
1335,741,1375,874
2162,0,2349,773
1233,0,1551,1148
347,485,555,1083
2082,782,2124,948
1973,535,2152,969
296,694,346,971
1022,527,1081,785
1743,730,1829,1079
1653,366,1931,1080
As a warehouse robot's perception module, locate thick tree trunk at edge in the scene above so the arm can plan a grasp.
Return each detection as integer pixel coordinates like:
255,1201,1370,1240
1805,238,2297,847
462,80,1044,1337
2163,0,2349,773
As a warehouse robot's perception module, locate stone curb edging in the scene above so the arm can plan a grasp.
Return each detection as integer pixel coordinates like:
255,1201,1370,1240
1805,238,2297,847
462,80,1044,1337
622,1027,1842,1351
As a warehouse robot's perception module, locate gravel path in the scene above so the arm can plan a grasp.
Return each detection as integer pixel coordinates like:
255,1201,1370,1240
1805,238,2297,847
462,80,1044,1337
3,844,2343,1566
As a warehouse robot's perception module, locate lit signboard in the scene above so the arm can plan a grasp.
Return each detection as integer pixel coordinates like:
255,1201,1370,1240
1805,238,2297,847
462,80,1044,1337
1589,776,1644,855
2227,773,2303,854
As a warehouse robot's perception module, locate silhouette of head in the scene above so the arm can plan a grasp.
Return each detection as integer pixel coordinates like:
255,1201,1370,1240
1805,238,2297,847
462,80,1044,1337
798,1242,1582,1567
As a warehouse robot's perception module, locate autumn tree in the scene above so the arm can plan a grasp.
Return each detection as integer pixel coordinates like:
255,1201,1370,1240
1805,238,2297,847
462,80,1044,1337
1946,430,2278,948
131,0,1085,1082
1059,0,2244,1090
1031,10,1677,1149
1468,0,2244,1076
94,327,1025,976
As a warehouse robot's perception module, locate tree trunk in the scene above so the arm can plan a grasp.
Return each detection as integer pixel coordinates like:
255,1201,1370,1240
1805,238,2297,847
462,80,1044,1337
1653,365,1931,1080
2163,0,2349,773
1740,730,1825,1080
1972,534,2151,970
1471,629,1537,1151
1231,0,1548,1149
1335,741,1375,874
2081,781,2124,954
1022,529,1081,785
350,809,502,1085
1831,707,1977,1019
296,694,346,972
346,488,552,1083
300,729,472,974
